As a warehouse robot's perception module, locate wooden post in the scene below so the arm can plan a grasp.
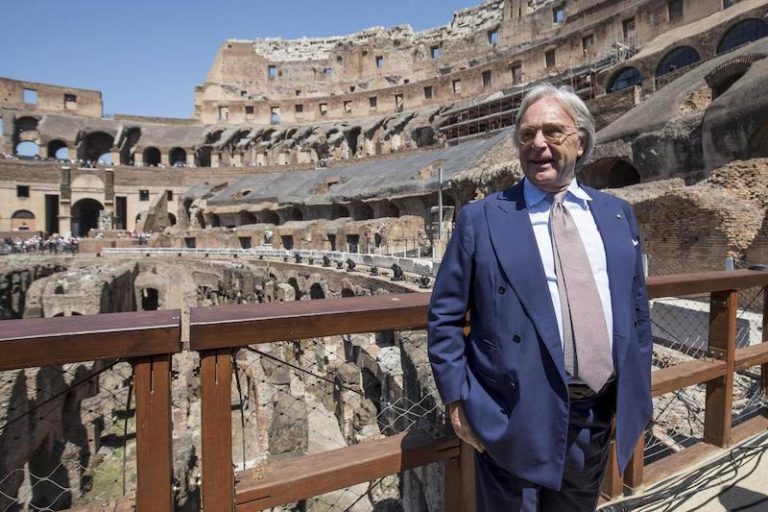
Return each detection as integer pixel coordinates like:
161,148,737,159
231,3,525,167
444,441,476,512
762,287,768,398
133,355,173,511
623,435,645,495
201,349,235,512
703,290,738,447
600,440,622,500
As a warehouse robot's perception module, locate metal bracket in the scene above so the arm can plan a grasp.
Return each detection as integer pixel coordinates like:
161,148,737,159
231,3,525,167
707,347,727,360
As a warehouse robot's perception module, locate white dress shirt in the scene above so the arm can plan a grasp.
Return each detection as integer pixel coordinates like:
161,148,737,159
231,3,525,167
523,178,613,352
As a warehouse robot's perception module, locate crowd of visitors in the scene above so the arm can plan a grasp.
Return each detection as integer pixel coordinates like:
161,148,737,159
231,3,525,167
2,234,80,254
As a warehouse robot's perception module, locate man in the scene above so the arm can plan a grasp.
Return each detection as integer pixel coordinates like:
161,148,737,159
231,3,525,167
427,83,652,511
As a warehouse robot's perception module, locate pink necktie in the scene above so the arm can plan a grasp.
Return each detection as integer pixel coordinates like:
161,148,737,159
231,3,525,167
550,191,613,392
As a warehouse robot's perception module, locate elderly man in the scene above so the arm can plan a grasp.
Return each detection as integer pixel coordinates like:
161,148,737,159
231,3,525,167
427,83,652,511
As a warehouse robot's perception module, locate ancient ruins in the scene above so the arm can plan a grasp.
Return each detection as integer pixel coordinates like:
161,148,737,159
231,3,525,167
2,0,768,509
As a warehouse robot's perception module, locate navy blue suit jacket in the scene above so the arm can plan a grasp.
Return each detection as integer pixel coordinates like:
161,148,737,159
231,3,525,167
427,180,652,490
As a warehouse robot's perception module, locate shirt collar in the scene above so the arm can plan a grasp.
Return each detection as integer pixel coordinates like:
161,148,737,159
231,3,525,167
523,178,592,209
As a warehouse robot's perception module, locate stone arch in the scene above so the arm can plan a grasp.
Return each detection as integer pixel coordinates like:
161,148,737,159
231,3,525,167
717,18,768,55
119,127,141,166
579,158,641,189
607,67,643,92
655,46,700,77
168,213,177,226
80,131,114,163
169,147,187,166
309,282,325,300
258,210,279,225
239,211,258,225
47,139,68,160
143,147,161,167
209,214,221,227
352,202,374,221
283,207,303,222
71,198,104,236
287,277,303,300
196,147,212,167
15,141,39,157
705,54,766,98
373,200,400,218
14,116,39,144
11,209,35,231
330,204,350,220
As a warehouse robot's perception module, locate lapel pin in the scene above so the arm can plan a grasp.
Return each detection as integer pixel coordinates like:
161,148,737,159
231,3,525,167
616,214,622,219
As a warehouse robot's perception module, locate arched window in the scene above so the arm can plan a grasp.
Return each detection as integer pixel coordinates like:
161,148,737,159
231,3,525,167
11,210,36,231
47,140,69,160
717,18,768,54
656,46,701,76
169,147,187,167
143,147,161,167
608,67,644,92
15,141,39,158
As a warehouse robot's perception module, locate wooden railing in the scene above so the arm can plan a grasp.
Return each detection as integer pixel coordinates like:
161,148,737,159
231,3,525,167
2,270,768,511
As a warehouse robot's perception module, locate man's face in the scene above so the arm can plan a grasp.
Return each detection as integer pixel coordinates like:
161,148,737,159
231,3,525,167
517,96,583,193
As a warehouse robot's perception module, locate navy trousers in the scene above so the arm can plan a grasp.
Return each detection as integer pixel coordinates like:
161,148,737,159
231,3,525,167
474,385,616,512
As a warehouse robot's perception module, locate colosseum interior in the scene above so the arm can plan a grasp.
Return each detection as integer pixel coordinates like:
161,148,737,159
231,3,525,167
2,0,768,510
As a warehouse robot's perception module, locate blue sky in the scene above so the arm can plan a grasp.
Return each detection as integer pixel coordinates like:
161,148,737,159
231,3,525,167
0,0,476,119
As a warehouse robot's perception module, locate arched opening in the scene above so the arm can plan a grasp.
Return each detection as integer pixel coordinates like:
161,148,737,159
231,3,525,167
288,277,303,300
330,204,350,220
239,211,258,225
141,288,160,311
607,67,643,92
47,140,69,160
310,283,325,300
14,116,39,146
705,55,765,98
71,198,104,237
341,288,356,298
81,131,114,163
196,147,211,167
143,147,161,167
169,147,187,167
258,210,279,225
119,127,141,166
11,209,35,231
579,158,641,189
210,214,221,227
376,201,400,218
168,213,177,226
353,202,374,221
717,18,768,54
15,141,40,158
284,207,303,222
748,120,768,159
656,46,700,76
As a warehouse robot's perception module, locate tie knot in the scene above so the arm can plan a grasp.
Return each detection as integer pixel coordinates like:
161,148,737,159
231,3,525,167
551,190,567,206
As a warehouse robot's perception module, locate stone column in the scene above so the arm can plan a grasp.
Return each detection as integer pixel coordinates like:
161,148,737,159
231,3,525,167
161,151,170,167
211,153,220,168
186,152,195,168
59,201,72,237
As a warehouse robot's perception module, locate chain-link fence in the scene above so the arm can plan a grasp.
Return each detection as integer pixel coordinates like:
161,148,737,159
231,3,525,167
229,328,448,511
643,285,766,466
0,360,135,511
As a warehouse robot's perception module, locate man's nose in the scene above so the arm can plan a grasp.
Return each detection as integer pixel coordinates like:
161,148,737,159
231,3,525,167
531,129,548,149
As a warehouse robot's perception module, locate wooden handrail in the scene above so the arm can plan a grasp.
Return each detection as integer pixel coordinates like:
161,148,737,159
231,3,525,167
0,309,182,371
646,269,768,299
189,293,429,351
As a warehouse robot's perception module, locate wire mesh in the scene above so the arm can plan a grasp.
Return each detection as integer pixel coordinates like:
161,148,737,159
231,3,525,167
643,285,767,464
0,360,135,511
229,328,448,510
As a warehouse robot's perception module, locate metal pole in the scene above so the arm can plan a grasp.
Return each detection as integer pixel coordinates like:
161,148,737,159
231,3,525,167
438,167,444,243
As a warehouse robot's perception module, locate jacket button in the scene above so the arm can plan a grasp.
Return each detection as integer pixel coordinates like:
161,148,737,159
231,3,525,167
512,334,521,343
498,286,506,294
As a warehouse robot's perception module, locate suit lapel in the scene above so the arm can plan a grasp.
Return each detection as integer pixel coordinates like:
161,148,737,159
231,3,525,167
484,184,565,375
586,186,633,368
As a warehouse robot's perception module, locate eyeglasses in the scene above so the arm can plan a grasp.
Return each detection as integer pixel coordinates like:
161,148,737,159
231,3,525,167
517,123,578,146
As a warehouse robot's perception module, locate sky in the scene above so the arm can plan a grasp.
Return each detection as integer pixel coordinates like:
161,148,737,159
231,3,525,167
0,0,477,119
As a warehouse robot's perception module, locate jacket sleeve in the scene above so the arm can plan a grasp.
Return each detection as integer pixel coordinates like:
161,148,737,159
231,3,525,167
627,203,653,401
427,206,476,404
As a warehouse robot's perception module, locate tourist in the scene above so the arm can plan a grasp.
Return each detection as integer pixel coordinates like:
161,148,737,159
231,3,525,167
427,83,652,511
